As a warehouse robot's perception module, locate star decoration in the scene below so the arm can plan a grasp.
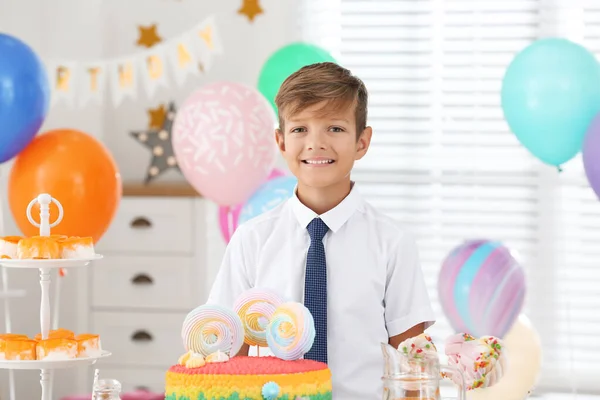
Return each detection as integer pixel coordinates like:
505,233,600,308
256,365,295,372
147,104,167,129
136,24,162,48
131,102,180,184
238,0,263,22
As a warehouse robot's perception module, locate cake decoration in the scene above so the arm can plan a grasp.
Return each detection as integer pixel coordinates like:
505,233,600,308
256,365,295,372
266,302,315,361
234,288,284,347
206,350,229,364
187,354,207,368
444,333,506,390
181,304,244,358
261,381,280,400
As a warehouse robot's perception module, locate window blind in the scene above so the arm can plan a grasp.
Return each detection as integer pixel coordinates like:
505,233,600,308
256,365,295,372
300,0,600,393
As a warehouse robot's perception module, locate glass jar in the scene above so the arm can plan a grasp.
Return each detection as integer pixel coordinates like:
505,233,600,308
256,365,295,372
92,378,122,400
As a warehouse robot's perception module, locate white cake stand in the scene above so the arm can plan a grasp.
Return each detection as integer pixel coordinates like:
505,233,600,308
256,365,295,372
0,194,110,400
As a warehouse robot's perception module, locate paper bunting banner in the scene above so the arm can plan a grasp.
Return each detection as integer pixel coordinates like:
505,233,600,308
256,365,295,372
43,15,221,108
167,33,200,85
78,61,108,108
47,60,78,107
109,57,138,106
141,44,169,97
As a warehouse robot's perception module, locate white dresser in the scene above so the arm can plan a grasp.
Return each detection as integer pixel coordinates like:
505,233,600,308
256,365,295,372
77,182,223,394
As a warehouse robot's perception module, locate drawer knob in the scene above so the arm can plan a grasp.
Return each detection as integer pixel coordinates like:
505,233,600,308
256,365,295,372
131,273,154,285
130,217,152,229
131,330,153,342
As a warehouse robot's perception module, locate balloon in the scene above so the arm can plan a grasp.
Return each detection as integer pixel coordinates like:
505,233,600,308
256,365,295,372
238,176,297,225
257,43,337,113
438,240,526,338
583,112,600,199
467,315,542,400
218,168,286,243
8,129,122,243
501,38,600,167
0,33,50,163
172,81,277,206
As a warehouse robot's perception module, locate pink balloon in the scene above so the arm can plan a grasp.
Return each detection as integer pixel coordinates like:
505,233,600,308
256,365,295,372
218,168,286,242
172,81,277,206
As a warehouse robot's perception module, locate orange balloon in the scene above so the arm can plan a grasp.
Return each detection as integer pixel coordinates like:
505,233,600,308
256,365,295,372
8,129,122,243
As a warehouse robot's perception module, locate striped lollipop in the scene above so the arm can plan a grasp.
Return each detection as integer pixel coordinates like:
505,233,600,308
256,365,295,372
266,302,315,361
438,240,526,338
234,288,284,347
181,304,244,357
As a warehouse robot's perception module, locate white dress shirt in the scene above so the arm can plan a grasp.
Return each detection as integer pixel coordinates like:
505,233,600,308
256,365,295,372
208,183,435,399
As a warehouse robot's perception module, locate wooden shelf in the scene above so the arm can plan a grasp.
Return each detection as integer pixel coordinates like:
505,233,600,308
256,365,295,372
122,182,201,197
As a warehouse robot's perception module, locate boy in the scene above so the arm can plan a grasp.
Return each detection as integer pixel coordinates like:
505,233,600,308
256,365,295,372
208,62,435,399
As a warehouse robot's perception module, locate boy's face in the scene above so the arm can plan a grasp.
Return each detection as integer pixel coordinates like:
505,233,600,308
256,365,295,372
275,101,372,190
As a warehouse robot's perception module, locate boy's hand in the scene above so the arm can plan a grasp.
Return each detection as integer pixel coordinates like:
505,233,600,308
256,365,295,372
388,322,426,349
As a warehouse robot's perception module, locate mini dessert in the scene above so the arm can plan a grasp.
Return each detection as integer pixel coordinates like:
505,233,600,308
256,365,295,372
444,333,506,390
0,236,22,259
75,334,102,358
5,339,37,360
0,334,30,359
35,328,75,341
36,338,78,360
60,237,95,259
17,237,60,259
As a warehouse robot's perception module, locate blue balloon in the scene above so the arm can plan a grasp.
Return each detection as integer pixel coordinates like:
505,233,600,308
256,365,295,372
501,38,600,166
0,33,50,163
239,176,297,225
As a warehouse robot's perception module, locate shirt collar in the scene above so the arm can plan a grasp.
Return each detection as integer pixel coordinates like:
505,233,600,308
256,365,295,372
289,182,364,233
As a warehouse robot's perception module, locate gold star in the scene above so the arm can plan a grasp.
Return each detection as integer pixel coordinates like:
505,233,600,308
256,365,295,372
147,104,167,129
136,24,162,48
238,0,264,22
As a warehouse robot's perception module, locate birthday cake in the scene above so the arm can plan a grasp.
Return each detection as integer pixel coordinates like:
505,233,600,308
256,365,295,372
164,289,332,400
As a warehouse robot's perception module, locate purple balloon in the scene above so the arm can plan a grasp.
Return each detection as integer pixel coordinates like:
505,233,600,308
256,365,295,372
438,239,526,338
583,112,600,199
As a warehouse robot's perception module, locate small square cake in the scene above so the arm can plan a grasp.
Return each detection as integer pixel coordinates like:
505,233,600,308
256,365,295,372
75,334,102,358
60,237,95,259
0,334,30,359
36,338,78,360
17,237,60,259
6,339,37,360
0,236,22,259
35,328,75,341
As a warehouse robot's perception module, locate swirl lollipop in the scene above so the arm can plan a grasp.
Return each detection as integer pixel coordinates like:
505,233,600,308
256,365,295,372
181,304,244,358
234,288,284,347
445,333,506,390
266,302,315,361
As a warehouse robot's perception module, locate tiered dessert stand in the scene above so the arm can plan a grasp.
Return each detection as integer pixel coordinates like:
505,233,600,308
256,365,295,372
0,194,111,400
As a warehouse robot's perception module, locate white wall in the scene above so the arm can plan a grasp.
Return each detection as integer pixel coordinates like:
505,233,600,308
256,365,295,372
0,0,297,398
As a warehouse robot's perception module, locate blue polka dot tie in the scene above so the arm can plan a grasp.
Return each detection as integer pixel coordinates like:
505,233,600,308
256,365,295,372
304,217,329,364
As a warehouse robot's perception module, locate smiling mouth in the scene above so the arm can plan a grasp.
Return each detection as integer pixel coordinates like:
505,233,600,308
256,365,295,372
302,159,335,165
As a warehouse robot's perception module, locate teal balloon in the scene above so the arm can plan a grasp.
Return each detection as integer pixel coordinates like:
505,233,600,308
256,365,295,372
258,42,336,113
501,38,600,166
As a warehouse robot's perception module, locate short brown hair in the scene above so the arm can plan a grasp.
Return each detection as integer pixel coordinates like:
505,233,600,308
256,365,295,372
274,62,368,138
